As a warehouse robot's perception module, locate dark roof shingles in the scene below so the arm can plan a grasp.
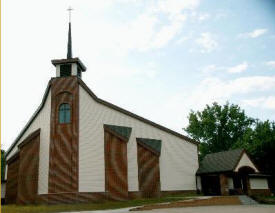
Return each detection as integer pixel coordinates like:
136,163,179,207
137,138,162,154
104,124,132,141
197,148,244,174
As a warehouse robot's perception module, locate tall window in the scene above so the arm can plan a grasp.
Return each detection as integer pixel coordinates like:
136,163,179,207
59,103,71,123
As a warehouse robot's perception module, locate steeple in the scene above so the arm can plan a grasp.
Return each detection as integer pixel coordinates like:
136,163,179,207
51,7,86,78
67,6,73,59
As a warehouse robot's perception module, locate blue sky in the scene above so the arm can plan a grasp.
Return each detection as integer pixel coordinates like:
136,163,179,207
2,0,275,150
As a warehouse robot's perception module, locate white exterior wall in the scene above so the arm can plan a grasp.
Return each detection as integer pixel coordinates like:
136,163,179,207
250,178,269,189
5,166,8,180
1,183,6,198
56,65,61,77
5,91,51,194
79,86,198,192
234,153,258,172
71,63,77,76
228,177,234,189
196,176,201,190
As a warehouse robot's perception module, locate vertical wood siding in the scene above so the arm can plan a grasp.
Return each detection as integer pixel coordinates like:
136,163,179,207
79,86,198,192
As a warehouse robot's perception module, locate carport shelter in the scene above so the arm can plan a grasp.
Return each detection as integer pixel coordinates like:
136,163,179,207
196,149,271,196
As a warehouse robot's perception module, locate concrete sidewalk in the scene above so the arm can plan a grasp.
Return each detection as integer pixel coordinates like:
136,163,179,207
63,205,275,213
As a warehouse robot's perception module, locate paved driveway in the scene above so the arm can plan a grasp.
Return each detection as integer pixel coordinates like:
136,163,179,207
65,205,275,213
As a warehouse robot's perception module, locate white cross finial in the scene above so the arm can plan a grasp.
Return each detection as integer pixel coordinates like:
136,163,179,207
67,6,73,23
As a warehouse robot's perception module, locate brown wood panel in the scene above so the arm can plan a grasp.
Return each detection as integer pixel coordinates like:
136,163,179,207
49,77,79,193
105,131,128,200
137,144,160,198
6,154,20,204
17,130,40,204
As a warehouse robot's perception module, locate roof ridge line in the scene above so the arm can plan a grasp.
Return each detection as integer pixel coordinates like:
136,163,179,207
77,78,199,146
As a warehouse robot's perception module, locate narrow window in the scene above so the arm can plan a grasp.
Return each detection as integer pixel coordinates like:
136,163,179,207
59,103,71,123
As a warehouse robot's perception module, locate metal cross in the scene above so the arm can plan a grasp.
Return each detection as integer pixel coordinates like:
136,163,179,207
67,6,73,23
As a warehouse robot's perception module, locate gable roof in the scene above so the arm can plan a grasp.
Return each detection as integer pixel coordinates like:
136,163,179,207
6,77,199,158
136,138,162,156
197,148,245,175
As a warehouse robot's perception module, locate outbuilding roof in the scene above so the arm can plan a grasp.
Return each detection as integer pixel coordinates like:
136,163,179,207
197,148,245,175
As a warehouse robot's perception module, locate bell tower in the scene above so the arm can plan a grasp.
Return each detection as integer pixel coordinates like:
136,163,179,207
51,6,86,79
48,7,84,193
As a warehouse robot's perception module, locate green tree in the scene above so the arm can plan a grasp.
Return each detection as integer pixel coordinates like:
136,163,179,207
185,102,254,160
234,120,275,174
1,150,5,181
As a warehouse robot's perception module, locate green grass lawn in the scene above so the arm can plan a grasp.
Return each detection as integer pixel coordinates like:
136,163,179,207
251,195,275,205
1,195,192,213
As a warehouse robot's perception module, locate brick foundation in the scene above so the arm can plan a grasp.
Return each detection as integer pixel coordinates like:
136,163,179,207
249,189,271,196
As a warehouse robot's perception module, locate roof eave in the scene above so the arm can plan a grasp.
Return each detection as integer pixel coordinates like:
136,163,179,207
51,57,87,71
78,78,199,146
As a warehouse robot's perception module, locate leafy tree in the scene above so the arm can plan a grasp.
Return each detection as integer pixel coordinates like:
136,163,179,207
234,120,275,174
1,150,5,181
185,102,254,160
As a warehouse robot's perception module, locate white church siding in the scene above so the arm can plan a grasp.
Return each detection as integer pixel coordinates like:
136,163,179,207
79,86,198,193
5,91,51,195
196,176,201,191
228,177,234,189
234,152,259,172
250,178,269,189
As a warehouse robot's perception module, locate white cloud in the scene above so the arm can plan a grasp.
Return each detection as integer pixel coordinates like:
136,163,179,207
238,28,268,38
156,0,200,16
266,61,275,68
201,62,248,75
227,62,248,73
176,35,190,44
198,13,210,21
107,0,201,52
196,32,218,53
162,75,275,128
242,96,275,110
201,64,223,74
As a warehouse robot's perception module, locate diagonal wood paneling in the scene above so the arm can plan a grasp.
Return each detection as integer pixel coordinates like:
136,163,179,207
104,131,128,200
6,154,20,204
137,144,160,198
49,77,79,193
17,130,40,204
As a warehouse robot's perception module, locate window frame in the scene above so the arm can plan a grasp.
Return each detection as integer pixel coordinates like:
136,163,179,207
58,103,71,124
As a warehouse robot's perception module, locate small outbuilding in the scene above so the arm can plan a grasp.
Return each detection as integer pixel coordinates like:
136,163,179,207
196,149,271,196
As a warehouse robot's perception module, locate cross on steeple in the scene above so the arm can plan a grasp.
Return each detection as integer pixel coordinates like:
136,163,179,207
67,6,73,23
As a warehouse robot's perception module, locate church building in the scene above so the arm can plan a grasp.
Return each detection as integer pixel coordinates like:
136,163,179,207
4,20,199,204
